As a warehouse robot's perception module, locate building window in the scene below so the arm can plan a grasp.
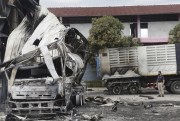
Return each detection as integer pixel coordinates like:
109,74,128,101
130,23,148,38
130,23,137,37
140,23,148,38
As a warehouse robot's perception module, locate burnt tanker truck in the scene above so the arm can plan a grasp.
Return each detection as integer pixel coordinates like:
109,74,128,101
98,44,180,94
0,0,89,119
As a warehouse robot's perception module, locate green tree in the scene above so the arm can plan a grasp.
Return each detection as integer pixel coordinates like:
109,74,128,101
88,16,124,52
88,16,141,53
168,23,180,44
88,16,141,65
120,36,142,47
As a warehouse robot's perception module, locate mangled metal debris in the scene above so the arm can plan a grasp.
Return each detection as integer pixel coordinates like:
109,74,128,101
85,96,114,106
81,112,103,121
56,111,103,121
0,0,89,119
143,104,153,109
111,101,118,112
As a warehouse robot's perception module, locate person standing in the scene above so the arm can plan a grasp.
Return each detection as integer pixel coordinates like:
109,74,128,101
156,71,165,97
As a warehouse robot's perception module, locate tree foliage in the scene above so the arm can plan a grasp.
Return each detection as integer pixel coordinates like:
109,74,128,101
120,36,142,47
168,23,180,44
88,16,124,51
88,16,141,53
88,16,141,65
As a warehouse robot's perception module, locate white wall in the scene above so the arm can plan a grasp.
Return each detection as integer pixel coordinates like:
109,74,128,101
70,21,179,39
70,23,92,38
148,21,179,37
122,23,131,36
70,23,132,38
122,21,179,37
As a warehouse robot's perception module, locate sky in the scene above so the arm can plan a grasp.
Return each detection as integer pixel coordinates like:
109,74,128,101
40,0,180,7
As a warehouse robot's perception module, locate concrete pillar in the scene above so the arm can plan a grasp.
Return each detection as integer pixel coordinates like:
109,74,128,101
137,15,141,38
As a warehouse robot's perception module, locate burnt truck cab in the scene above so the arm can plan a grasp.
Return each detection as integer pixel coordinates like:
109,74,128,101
0,1,89,119
2,28,88,117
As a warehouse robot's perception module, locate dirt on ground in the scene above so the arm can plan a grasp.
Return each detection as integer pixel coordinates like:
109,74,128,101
1,88,180,121
75,88,180,121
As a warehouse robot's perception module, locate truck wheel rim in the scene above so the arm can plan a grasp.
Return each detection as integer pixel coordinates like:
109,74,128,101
129,86,138,94
174,83,180,92
175,85,180,89
112,86,122,95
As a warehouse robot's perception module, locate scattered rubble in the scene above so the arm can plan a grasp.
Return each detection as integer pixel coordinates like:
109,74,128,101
160,103,174,107
174,105,180,108
85,96,114,106
87,89,94,91
81,112,103,121
139,95,154,99
143,104,153,109
1,93,180,121
111,101,118,112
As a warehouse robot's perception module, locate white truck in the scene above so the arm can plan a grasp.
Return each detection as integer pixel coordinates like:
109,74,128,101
98,44,180,94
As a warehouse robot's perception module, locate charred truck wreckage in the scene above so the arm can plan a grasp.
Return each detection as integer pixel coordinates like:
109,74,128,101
0,0,89,117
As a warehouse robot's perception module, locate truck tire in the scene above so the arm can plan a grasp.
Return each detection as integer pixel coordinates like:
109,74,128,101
170,81,180,94
112,85,122,95
165,86,173,93
5,114,19,121
128,85,139,94
106,81,112,90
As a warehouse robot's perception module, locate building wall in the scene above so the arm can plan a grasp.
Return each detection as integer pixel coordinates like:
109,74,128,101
70,23,132,38
70,21,179,39
121,21,179,38
122,23,131,36
148,21,179,37
70,23,92,38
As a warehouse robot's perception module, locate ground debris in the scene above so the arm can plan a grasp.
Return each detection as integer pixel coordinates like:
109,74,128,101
112,101,118,112
93,96,104,105
139,95,154,99
127,102,140,106
160,103,174,107
87,89,94,91
85,97,95,102
81,112,103,121
143,104,153,109
174,105,180,108
81,114,92,120
150,109,159,114
100,103,114,107
85,96,114,106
